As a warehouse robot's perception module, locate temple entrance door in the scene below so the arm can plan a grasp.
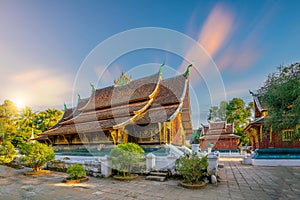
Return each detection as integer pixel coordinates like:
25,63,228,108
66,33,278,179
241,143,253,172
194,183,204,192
128,134,139,143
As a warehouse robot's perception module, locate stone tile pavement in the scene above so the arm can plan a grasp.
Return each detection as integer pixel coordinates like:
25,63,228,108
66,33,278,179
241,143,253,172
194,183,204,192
0,160,299,200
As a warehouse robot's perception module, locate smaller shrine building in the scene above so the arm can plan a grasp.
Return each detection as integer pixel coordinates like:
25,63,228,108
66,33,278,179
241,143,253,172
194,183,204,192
200,121,240,151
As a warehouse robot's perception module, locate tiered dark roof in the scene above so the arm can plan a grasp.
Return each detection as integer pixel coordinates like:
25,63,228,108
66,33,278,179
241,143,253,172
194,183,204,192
39,70,192,137
200,121,240,140
249,90,267,118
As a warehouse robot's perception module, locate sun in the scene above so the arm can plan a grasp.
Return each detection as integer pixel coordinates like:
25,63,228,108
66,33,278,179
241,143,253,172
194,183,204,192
15,99,25,109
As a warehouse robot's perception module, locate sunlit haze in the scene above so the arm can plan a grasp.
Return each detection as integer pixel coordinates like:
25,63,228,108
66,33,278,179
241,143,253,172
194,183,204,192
14,98,25,109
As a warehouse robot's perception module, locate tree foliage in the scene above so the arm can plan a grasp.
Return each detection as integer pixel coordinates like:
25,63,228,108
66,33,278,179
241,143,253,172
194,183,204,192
20,142,55,172
0,100,18,142
226,98,253,145
110,143,144,177
0,141,16,163
175,154,208,185
0,100,63,148
208,101,228,121
259,63,300,135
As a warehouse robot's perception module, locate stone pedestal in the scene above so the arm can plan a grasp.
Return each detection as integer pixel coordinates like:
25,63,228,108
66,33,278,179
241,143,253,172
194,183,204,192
207,152,219,176
146,153,156,173
191,144,199,153
207,147,212,154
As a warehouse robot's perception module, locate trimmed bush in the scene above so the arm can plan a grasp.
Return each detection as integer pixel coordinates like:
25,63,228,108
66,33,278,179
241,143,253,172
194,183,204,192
175,153,208,185
0,141,16,164
20,142,55,172
66,164,86,180
110,142,144,177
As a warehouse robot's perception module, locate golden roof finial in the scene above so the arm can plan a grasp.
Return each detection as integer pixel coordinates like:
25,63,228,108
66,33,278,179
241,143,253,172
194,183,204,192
114,69,132,86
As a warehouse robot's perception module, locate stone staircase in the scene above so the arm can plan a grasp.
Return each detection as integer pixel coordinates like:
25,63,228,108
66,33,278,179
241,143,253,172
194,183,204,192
145,171,168,182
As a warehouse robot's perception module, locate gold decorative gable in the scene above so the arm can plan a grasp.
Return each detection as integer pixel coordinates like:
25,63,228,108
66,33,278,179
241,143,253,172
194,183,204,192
114,70,132,86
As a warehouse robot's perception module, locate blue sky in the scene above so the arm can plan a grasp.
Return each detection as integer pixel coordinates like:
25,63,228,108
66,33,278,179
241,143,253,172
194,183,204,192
1,0,300,128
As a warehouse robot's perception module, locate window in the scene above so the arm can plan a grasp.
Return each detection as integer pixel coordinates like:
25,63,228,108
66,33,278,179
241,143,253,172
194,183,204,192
282,130,294,141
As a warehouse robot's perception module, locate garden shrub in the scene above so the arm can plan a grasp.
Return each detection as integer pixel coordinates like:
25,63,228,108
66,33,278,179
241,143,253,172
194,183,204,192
175,153,208,185
20,142,55,172
110,142,144,177
66,164,86,180
0,141,16,164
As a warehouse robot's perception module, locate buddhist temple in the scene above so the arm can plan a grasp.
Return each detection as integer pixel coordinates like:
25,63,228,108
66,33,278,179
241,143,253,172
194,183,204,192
244,91,300,149
200,121,240,151
35,65,193,151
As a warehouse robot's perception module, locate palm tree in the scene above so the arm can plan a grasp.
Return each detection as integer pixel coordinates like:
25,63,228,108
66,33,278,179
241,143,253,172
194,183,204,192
43,108,63,130
18,107,36,129
12,106,38,147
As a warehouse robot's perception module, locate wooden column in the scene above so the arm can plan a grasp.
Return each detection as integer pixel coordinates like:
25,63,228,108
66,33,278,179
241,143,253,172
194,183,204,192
158,122,162,144
270,125,272,142
260,125,263,142
123,129,128,144
110,130,117,145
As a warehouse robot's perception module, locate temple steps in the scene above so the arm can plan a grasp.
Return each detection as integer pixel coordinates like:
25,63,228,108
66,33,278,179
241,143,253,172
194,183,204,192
145,171,168,182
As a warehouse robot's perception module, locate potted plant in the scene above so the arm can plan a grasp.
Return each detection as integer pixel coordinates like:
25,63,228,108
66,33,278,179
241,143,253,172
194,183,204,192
110,142,144,180
175,153,208,189
190,131,200,153
63,164,88,184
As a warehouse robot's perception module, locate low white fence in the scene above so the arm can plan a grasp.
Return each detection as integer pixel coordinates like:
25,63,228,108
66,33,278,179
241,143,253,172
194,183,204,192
49,148,220,177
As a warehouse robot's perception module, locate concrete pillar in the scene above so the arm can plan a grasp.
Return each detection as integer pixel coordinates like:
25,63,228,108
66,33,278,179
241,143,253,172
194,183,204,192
100,155,112,177
207,152,219,176
146,153,156,173
191,144,199,153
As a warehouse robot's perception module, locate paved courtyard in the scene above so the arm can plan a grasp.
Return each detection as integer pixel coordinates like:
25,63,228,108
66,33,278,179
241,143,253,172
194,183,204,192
0,159,300,200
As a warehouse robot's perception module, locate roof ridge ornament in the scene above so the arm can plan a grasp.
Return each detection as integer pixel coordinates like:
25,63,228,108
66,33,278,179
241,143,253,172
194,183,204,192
63,103,67,111
90,82,96,92
114,70,132,86
78,93,81,101
183,64,193,78
159,61,165,76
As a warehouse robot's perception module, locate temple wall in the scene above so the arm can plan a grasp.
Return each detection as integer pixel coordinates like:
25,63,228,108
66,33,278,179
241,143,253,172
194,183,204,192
47,156,103,177
201,138,239,150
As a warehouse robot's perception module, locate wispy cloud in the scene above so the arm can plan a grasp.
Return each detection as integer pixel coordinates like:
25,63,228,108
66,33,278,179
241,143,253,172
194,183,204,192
178,3,236,84
180,2,277,80
198,4,235,57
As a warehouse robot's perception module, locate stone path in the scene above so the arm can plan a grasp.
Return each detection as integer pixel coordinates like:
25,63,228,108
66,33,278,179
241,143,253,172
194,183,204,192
0,160,300,200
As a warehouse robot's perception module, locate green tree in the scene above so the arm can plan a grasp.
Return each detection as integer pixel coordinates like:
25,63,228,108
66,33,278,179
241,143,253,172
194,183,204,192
0,141,16,163
208,106,218,121
110,143,144,177
37,108,63,131
0,100,18,142
208,101,228,121
20,142,55,172
12,106,37,147
226,98,253,145
0,100,63,147
259,63,300,137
